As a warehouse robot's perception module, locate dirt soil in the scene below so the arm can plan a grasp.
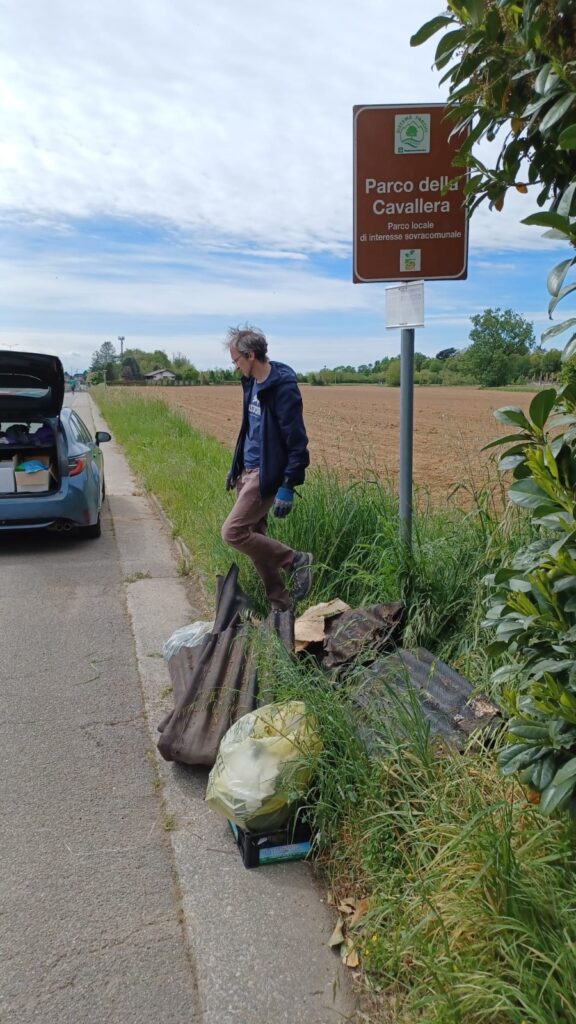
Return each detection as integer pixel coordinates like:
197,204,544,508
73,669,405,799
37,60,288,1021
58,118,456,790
133,384,533,503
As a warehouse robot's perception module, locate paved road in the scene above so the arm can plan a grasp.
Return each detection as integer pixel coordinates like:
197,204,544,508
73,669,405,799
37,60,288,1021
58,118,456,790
0,393,355,1024
0,481,200,1021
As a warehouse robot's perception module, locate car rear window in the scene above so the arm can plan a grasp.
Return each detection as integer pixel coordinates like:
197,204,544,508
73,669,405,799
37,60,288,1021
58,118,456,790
0,386,51,399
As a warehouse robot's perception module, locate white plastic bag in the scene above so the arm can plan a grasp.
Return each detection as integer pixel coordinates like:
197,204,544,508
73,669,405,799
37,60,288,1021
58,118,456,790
205,701,321,832
162,620,214,661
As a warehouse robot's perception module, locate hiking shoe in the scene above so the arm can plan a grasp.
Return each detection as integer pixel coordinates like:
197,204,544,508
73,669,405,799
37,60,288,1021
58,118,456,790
290,552,313,601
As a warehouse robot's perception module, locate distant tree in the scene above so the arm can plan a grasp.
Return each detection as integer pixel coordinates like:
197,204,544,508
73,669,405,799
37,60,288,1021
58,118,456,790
414,352,428,371
172,352,199,381
560,356,576,387
541,348,563,379
440,350,475,386
464,308,536,387
436,347,458,361
90,340,118,372
123,348,171,375
385,359,401,387
122,355,141,380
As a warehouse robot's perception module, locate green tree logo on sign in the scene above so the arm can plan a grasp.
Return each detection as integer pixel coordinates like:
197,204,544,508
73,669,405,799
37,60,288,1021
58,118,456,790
395,114,430,154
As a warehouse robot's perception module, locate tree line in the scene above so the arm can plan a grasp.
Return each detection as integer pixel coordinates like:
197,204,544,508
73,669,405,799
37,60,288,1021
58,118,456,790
88,308,568,389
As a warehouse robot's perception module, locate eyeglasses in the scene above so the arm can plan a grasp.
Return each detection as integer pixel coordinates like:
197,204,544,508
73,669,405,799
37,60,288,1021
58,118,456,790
231,354,244,366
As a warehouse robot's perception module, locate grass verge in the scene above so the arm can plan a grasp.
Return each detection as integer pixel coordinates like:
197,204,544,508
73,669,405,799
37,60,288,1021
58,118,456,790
257,632,576,1024
93,387,576,1022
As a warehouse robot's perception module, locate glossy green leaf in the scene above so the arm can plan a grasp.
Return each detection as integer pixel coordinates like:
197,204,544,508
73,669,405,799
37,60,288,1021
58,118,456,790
507,722,549,741
561,335,576,361
549,283,576,317
523,93,560,118
551,757,576,786
542,229,569,241
493,406,532,430
552,576,576,593
530,755,556,791
542,319,576,342
498,454,526,471
540,94,576,133
410,16,453,46
548,234,575,280
482,432,531,451
533,62,553,96
508,479,552,509
497,743,545,776
539,776,576,815
529,389,556,428
557,182,576,219
486,640,508,656
522,212,571,233
559,124,576,149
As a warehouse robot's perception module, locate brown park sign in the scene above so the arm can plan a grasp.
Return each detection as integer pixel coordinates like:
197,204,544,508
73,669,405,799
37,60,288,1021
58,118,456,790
353,104,469,283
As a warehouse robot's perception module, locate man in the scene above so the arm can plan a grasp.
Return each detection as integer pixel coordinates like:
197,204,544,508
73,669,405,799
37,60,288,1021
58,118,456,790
222,325,312,610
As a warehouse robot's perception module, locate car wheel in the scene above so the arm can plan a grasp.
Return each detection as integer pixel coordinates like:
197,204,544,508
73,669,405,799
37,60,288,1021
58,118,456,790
80,514,101,539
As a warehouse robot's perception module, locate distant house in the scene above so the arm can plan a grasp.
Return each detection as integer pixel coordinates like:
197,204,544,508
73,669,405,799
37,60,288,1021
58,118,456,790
144,369,176,382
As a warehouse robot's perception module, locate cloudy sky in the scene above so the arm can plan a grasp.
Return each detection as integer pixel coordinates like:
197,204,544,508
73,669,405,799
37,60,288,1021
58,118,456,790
1,0,569,372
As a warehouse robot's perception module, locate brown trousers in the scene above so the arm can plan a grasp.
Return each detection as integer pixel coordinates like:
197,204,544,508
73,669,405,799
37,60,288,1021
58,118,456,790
221,469,295,609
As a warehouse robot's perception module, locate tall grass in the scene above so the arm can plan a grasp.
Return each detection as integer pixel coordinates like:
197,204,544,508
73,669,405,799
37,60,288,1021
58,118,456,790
256,632,576,1024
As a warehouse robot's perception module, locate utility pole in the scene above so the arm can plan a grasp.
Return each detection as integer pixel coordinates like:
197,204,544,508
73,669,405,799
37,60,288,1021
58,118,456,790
118,336,125,359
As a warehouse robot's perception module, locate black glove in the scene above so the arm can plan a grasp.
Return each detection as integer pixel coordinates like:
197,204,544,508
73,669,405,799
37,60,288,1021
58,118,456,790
273,486,294,518
226,471,236,492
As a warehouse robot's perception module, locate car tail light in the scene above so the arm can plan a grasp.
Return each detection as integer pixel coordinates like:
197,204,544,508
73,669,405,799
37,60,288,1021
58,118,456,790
68,456,86,477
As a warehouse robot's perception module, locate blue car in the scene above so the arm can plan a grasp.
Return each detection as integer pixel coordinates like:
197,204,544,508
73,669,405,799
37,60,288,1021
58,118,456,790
0,351,110,537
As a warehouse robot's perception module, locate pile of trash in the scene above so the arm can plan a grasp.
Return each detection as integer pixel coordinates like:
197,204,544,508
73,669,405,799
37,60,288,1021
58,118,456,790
158,565,501,851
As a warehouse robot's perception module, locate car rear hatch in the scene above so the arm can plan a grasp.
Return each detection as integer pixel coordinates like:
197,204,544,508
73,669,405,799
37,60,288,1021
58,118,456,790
0,351,65,417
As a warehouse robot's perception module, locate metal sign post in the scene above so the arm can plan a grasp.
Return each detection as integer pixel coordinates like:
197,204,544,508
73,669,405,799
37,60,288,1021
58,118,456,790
353,103,469,551
386,282,424,549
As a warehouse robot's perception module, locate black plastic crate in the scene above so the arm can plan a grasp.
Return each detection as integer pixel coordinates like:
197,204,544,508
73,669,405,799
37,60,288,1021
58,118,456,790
228,818,312,869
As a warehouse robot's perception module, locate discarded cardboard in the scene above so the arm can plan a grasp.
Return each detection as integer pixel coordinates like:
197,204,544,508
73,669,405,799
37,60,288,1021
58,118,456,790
294,599,350,651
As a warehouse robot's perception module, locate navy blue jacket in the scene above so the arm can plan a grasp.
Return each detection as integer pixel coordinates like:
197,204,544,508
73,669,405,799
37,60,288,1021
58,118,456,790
230,361,310,497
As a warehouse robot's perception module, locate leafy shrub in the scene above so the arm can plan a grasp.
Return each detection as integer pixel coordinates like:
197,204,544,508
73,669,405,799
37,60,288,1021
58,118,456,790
484,386,576,815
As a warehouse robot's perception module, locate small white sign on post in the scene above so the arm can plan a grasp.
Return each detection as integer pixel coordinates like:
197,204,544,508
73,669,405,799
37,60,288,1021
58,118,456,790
385,281,425,329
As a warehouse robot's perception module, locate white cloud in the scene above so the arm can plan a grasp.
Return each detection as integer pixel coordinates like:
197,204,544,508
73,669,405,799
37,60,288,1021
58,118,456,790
0,0,538,251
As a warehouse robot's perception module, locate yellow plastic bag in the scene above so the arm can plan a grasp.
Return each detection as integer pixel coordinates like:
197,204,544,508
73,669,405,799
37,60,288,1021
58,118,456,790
205,700,321,832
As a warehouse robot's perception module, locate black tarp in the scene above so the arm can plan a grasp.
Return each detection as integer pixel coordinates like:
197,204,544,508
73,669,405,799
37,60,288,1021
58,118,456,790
157,565,293,767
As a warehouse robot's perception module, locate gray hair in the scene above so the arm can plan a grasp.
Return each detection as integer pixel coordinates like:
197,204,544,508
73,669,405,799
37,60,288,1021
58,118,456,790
226,324,268,361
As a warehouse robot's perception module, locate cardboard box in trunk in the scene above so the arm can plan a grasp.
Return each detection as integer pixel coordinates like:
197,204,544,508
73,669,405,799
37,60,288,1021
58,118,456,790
13,452,54,493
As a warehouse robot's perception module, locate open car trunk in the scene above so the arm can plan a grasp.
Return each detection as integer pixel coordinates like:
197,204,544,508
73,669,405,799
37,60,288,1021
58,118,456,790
0,418,64,495
0,351,66,497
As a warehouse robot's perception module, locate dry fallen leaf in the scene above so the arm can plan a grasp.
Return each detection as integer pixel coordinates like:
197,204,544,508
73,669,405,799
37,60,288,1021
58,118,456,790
328,916,345,948
337,898,357,915
349,897,370,927
341,937,360,968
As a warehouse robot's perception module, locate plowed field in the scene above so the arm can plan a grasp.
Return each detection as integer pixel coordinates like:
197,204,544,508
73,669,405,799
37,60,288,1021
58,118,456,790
131,384,533,502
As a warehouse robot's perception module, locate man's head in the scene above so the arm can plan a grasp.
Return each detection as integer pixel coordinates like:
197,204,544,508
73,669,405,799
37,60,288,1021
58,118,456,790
227,325,268,377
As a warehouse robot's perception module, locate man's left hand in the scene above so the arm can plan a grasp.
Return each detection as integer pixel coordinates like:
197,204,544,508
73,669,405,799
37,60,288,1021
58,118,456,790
273,487,294,518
